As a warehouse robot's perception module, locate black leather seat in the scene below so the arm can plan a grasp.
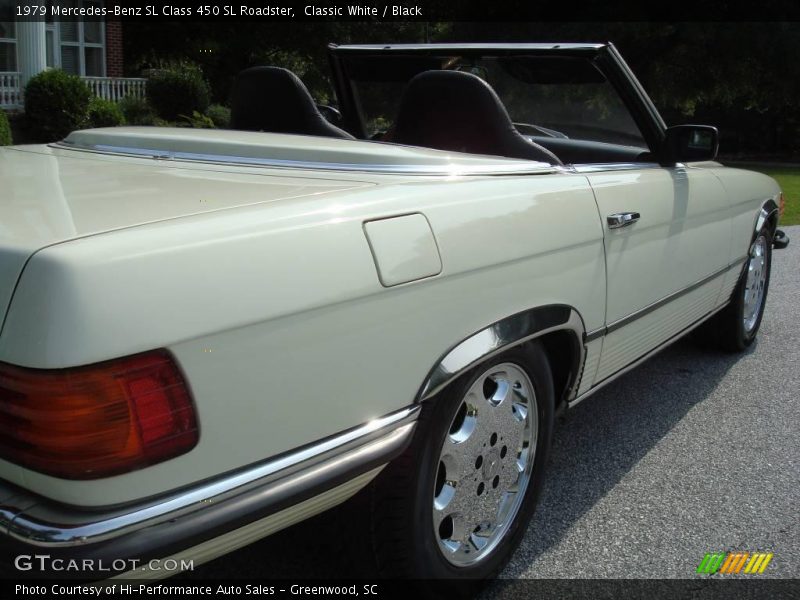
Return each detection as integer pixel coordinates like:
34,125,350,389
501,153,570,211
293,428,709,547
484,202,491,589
230,66,354,139
392,70,562,164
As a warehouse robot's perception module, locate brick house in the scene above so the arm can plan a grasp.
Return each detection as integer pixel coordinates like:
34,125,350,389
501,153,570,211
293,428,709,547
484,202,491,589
1,1,145,110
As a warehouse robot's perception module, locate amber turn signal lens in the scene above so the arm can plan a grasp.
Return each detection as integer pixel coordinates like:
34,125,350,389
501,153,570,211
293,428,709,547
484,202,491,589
0,350,198,480
779,192,785,218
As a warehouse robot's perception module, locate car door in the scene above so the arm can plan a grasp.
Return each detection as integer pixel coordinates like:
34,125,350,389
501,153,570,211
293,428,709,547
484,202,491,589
587,164,731,384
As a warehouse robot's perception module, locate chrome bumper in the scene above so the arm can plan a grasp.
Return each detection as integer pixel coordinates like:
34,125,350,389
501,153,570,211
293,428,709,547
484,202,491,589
0,406,417,566
773,228,790,250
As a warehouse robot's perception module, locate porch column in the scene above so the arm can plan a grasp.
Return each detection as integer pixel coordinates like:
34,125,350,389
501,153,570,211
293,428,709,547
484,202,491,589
16,21,47,92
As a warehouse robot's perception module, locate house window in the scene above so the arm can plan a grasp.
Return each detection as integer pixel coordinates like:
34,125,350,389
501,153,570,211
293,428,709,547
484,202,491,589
53,0,106,76
0,21,17,72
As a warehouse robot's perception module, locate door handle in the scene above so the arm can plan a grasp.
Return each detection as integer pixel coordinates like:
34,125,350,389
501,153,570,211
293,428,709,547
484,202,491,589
607,212,641,229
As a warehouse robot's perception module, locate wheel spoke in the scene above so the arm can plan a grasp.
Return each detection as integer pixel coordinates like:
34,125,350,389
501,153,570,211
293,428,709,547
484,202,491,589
469,531,490,552
512,401,528,422
440,539,460,553
435,511,471,547
447,396,479,445
439,451,470,484
434,481,457,511
487,376,510,407
496,490,516,520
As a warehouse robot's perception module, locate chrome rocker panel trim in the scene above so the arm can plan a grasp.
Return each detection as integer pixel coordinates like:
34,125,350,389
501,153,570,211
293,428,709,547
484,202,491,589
417,305,586,403
570,258,748,408
0,406,418,549
570,301,729,409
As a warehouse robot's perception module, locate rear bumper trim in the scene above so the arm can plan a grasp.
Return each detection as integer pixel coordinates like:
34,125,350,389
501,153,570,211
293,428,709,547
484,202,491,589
1,406,418,550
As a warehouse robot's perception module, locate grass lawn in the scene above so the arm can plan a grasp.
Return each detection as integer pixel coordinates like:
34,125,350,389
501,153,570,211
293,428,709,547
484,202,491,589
728,164,800,226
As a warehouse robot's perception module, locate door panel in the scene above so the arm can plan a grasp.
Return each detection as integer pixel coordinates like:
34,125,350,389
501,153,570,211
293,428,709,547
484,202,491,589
588,166,731,383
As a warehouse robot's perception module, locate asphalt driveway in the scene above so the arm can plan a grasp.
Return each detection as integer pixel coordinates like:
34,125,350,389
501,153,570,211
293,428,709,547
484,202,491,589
187,225,799,584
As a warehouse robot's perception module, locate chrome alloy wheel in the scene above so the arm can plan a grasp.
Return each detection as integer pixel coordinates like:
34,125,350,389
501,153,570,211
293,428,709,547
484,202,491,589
743,235,768,333
432,363,537,566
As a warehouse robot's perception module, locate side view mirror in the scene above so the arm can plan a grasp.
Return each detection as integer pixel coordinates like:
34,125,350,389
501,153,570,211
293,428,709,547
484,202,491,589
317,104,343,126
662,125,719,164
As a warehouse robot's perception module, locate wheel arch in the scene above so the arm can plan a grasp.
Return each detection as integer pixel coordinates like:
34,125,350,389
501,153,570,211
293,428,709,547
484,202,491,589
415,305,586,411
754,198,779,241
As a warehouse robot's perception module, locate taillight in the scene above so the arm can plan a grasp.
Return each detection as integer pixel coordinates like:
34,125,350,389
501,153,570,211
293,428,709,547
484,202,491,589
778,192,785,219
0,350,198,480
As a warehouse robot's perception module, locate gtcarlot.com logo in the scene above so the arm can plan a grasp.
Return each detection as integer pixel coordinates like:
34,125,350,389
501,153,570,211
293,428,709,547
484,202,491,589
14,554,194,574
697,551,773,575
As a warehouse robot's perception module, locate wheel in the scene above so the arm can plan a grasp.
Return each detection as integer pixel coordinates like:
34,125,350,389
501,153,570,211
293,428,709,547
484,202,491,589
701,227,773,352
370,344,554,595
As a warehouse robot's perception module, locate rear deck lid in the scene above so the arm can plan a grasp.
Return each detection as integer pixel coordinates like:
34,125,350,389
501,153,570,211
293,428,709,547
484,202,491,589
0,132,379,325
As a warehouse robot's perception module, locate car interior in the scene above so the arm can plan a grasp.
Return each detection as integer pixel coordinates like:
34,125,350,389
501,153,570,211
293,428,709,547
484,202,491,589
228,55,655,166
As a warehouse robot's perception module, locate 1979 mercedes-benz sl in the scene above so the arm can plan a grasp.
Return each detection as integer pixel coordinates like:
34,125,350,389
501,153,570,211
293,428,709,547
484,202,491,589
0,43,789,587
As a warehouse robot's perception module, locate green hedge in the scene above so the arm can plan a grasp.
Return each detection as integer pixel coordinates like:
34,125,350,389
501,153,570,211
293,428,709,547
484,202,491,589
0,110,11,146
119,95,158,125
205,104,231,128
87,97,125,128
147,63,210,121
25,69,92,142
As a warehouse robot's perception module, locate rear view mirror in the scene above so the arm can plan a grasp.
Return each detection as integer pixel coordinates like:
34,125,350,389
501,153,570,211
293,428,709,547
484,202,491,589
662,125,719,164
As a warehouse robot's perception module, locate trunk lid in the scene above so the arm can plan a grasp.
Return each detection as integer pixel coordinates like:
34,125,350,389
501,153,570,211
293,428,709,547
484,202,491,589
0,137,376,325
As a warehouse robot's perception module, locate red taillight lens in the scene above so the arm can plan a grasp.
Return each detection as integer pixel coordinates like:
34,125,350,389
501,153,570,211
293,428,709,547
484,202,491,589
779,192,785,219
0,350,198,480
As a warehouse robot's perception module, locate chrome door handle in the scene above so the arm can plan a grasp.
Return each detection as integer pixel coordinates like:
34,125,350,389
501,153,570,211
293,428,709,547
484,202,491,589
607,212,641,229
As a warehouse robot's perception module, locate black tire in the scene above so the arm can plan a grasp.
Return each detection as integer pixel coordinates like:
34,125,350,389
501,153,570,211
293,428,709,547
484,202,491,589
700,226,773,352
369,343,554,597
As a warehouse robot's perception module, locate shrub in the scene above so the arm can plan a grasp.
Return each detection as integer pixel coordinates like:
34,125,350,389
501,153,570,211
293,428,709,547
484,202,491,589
180,111,215,129
0,110,11,146
119,95,158,125
87,97,125,128
205,104,231,128
25,69,92,141
146,63,211,121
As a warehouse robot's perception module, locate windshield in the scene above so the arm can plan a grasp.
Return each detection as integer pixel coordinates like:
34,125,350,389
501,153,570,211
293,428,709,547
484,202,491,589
342,54,645,147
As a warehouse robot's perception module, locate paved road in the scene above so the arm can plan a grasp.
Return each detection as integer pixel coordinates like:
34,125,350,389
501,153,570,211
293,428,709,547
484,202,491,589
187,225,799,585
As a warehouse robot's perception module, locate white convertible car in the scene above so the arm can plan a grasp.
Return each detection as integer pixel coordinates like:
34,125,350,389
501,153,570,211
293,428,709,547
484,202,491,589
0,43,789,587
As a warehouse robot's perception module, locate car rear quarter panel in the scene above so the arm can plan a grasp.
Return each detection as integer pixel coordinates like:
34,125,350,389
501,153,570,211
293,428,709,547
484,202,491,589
0,171,605,506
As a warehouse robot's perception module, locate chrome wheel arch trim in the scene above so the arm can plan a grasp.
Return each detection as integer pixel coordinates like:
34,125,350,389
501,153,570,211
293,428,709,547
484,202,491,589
754,198,779,240
416,305,587,403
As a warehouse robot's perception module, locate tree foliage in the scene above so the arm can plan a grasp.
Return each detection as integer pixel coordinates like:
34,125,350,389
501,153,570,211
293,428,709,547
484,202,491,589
146,62,211,121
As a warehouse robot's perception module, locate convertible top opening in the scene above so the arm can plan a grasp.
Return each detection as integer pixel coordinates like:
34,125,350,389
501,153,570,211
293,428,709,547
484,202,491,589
329,47,649,163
